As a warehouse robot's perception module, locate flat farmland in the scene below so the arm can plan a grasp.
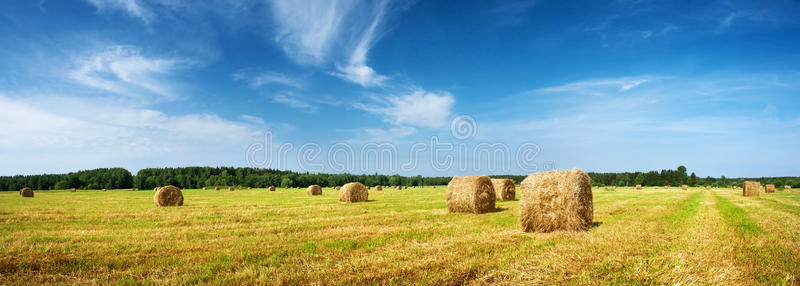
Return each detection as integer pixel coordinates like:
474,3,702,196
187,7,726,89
1,187,799,285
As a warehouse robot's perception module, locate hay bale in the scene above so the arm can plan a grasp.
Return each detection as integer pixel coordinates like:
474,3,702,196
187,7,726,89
153,185,184,207
247,187,252,190
375,186,383,191
339,182,368,203
490,178,516,201
446,176,496,214
70,188,76,193
19,187,34,197
102,189,106,192
705,186,711,190
154,187,158,191
743,181,760,197
765,184,775,193
519,169,593,233
785,185,791,190
228,186,234,191
635,184,642,190
681,185,688,190
268,186,276,192
202,187,207,190
307,185,322,196
214,187,220,191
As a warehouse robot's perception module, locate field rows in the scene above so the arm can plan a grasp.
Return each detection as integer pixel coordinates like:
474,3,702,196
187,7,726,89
1,187,799,285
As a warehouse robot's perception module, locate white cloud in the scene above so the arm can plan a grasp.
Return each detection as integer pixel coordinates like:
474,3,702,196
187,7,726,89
240,114,266,125
233,71,302,88
273,91,317,112
269,0,358,65
69,45,184,102
641,30,653,39
87,0,155,23
532,76,657,96
355,89,455,128
0,93,259,153
269,0,395,87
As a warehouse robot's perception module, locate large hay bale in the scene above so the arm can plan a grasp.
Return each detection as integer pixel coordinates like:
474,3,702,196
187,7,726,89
154,187,158,191
268,186,276,192
785,185,792,190
202,187,207,190
102,189,107,192
681,185,688,190
706,186,711,190
70,188,76,193
743,181,760,197
519,169,593,233
307,185,322,196
228,186,234,191
19,187,34,197
375,186,383,191
215,186,220,191
153,185,183,207
635,184,642,190
490,178,516,201
339,182,368,203
446,176,496,214
765,184,775,193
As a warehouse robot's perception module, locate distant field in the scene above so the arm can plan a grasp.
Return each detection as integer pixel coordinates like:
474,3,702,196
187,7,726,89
1,186,799,285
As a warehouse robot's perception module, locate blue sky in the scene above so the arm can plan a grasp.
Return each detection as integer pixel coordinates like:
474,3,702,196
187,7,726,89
1,0,799,177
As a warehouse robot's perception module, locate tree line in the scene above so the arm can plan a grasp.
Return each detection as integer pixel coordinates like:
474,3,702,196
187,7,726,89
1,166,796,191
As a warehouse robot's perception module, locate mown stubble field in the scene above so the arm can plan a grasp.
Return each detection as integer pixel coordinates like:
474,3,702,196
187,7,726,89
1,186,799,285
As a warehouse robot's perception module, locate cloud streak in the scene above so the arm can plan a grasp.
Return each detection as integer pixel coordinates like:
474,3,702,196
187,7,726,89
355,89,454,128
269,0,401,87
69,45,186,102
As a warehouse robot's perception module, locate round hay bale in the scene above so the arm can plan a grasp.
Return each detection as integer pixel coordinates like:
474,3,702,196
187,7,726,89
339,182,368,203
268,186,276,192
248,187,252,190
228,186,234,191
446,176,495,214
154,187,158,191
307,185,322,196
70,188,76,193
743,181,760,197
490,178,516,201
102,189,107,192
19,187,34,197
785,185,791,190
202,187,207,190
153,185,184,207
706,186,711,190
215,187,220,191
375,186,383,191
765,184,775,193
635,184,642,190
520,169,593,233
681,185,688,190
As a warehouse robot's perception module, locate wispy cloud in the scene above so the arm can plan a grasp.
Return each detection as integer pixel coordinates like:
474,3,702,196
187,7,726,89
490,0,537,27
532,76,658,96
273,91,317,112
239,114,266,125
86,0,154,23
69,45,185,102
233,70,302,89
355,88,454,128
269,0,403,87
0,93,259,152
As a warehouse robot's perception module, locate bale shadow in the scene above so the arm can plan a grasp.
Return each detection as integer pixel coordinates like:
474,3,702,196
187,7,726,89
592,221,603,228
489,207,508,213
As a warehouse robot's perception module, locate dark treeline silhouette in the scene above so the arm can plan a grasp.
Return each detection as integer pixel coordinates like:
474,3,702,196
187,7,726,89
1,166,796,191
0,168,133,191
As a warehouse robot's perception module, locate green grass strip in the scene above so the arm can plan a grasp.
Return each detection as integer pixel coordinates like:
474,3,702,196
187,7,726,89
713,193,763,236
